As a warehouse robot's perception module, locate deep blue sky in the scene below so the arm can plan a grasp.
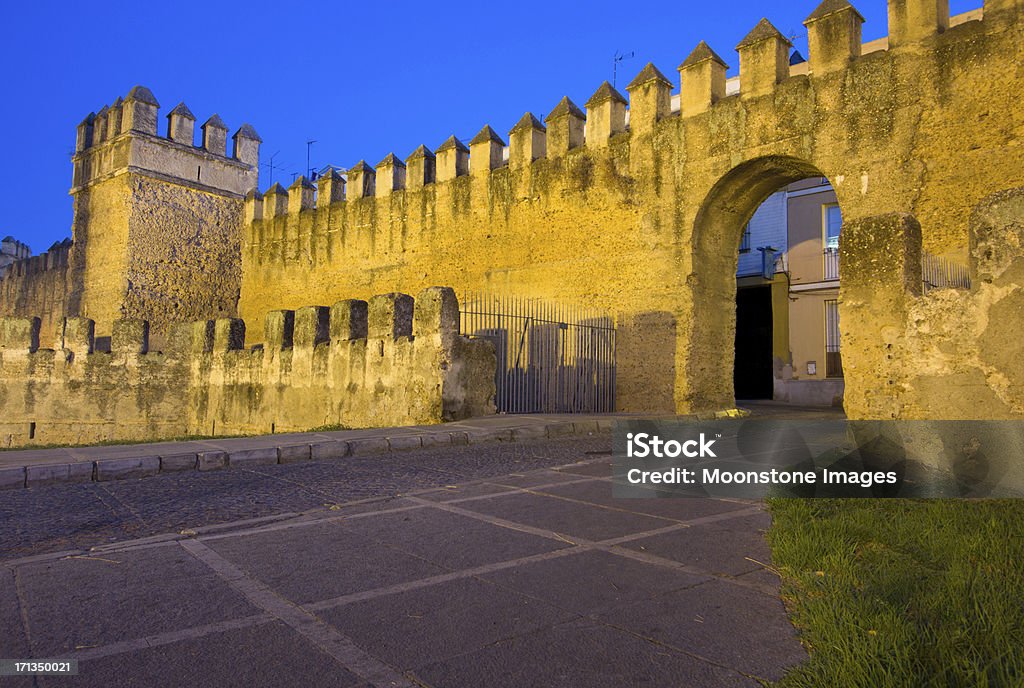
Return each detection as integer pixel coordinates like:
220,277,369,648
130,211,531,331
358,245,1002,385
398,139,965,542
2,0,977,253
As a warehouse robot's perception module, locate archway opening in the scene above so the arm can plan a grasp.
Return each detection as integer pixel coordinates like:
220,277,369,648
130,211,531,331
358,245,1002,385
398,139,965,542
687,156,846,412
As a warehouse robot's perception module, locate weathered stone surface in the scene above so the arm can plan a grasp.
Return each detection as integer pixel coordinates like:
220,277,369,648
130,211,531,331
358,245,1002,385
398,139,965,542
197,451,227,471
95,456,159,481
0,467,26,490
387,436,423,451
511,426,547,441
278,444,311,464
420,432,454,448
348,437,390,455
160,453,198,472
3,11,1024,432
572,420,600,435
0,287,496,448
546,423,576,438
26,462,94,487
227,448,278,467
310,441,349,461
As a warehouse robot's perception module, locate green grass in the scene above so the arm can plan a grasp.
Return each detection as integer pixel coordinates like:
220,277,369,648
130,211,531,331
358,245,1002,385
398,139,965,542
768,499,1024,687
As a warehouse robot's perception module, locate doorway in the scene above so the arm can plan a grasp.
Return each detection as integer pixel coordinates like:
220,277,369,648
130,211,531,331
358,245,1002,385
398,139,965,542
734,285,773,400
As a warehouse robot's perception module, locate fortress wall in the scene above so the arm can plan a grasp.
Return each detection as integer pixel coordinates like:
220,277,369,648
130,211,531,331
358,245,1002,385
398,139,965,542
237,1,1024,413
60,90,260,347
0,244,72,347
0,287,495,448
0,317,187,448
840,188,1024,422
67,176,132,340
121,175,245,347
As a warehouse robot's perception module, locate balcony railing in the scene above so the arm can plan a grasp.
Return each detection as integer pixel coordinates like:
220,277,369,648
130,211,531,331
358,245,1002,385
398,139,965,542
823,248,840,281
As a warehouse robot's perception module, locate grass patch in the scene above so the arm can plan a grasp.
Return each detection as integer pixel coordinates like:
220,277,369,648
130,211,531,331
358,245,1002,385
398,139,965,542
768,499,1024,687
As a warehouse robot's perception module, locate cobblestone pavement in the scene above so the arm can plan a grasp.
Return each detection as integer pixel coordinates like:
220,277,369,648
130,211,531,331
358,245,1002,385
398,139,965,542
0,436,805,687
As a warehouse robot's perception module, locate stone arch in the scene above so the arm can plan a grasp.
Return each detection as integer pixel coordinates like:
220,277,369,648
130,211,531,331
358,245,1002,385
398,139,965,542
680,155,853,412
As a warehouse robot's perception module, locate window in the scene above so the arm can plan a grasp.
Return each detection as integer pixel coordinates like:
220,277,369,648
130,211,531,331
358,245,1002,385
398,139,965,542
824,204,841,250
825,299,843,378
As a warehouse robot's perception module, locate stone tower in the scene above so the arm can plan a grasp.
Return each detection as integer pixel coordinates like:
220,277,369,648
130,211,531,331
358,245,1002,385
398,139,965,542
68,86,260,347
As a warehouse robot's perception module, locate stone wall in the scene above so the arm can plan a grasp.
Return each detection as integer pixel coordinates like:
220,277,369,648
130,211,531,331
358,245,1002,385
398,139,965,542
0,242,72,347
236,2,1024,415
0,287,495,448
841,188,1024,421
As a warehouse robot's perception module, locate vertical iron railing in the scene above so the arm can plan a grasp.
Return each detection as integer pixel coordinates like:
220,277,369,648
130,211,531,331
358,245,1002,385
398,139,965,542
823,248,840,281
922,252,971,293
459,292,616,414
824,298,843,378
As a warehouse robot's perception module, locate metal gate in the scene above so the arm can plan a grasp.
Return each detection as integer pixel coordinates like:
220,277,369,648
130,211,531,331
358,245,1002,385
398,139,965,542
460,292,616,413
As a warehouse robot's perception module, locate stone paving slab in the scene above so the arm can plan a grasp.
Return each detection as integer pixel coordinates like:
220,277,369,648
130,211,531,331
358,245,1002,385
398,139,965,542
452,490,677,541
318,577,577,670
592,578,808,681
415,617,756,688
0,434,805,686
204,521,450,605
335,507,571,570
619,511,774,577
479,548,711,614
41,622,366,688
14,545,261,656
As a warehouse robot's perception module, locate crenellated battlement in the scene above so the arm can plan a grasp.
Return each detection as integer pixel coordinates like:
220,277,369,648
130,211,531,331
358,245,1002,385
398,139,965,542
62,86,265,347
0,239,72,280
0,287,496,447
242,1,1001,235
72,85,260,197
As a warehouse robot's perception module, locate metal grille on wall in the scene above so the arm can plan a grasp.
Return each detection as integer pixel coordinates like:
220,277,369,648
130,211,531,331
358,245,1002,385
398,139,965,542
460,292,616,414
922,252,971,293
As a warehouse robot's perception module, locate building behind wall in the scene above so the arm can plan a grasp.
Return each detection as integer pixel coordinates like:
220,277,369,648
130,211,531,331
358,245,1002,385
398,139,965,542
778,178,844,407
735,192,790,400
735,178,844,407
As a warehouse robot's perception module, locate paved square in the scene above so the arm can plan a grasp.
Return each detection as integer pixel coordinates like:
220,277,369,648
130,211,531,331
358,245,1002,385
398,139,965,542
1,435,805,686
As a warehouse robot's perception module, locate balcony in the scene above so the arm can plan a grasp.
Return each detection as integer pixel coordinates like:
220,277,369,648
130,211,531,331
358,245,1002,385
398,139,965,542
823,248,840,281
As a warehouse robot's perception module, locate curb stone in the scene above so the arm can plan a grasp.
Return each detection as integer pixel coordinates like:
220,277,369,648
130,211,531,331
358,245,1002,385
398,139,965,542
3,418,613,489
197,451,227,471
546,423,576,437
311,441,349,461
387,436,423,451
26,462,94,487
0,467,26,490
348,438,390,455
278,444,312,464
160,453,198,472
511,426,547,441
95,456,159,481
227,448,278,468
420,433,453,448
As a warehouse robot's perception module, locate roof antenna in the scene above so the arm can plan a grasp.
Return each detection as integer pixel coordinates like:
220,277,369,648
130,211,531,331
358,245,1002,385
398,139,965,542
613,50,635,89
306,139,318,180
261,150,287,185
